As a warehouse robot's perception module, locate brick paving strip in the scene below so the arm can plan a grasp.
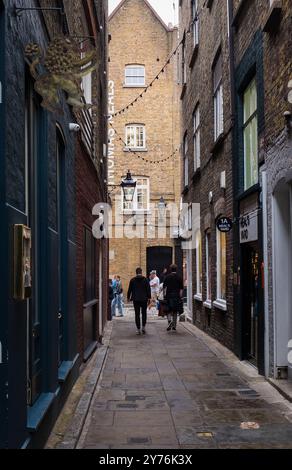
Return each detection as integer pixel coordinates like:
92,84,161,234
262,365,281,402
46,308,292,449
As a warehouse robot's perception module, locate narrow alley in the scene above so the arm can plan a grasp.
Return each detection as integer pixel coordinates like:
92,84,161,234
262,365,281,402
47,309,292,450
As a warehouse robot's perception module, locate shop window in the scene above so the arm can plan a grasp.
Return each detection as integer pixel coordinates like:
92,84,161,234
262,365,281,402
195,231,202,298
216,228,227,307
205,232,212,302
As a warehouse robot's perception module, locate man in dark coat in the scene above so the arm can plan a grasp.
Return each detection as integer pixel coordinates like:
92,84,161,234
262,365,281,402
163,264,184,332
127,267,151,335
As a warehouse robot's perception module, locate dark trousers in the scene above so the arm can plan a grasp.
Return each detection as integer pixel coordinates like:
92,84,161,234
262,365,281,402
133,301,147,330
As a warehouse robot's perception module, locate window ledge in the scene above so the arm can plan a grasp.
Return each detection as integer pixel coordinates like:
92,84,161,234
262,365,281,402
210,132,225,156
263,1,282,33
123,84,146,88
194,293,203,302
203,300,212,309
58,355,79,383
213,299,227,311
123,147,148,152
180,83,187,101
121,210,152,215
189,44,199,69
27,392,55,432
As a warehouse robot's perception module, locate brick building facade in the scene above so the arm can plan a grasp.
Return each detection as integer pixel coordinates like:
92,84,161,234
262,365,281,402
0,0,108,449
179,0,234,350
108,0,181,291
179,0,292,379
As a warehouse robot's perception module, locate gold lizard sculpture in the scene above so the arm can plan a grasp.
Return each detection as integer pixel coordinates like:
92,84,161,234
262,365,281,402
25,37,97,114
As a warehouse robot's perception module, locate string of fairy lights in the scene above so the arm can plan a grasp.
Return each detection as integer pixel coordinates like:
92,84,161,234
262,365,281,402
109,11,200,118
109,121,180,164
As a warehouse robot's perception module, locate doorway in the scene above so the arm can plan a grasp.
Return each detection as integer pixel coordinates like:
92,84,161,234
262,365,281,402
146,246,173,279
56,127,66,366
273,179,292,379
242,242,260,366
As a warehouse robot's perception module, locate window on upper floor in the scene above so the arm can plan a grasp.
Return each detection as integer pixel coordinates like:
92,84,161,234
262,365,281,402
125,65,145,87
243,78,258,190
182,38,187,85
183,133,188,187
193,104,200,171
213,53,224,141
192,0,199,47
125,124,146,149
122,176,150,212
81,42,92,110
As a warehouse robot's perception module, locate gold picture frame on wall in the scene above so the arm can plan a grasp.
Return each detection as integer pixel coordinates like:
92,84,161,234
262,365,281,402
13,225,32,300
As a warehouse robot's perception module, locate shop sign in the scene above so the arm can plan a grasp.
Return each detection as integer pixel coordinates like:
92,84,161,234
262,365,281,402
240,211,258,243
216,217,233,233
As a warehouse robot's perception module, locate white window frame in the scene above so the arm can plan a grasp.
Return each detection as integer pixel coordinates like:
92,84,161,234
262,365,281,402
124,65,145,87
182,39,187,84
213,54,224,141
214,228,227,310
183,133,188,187
193,105,200,171
125,124,146,149
243,78,258,190
81,42,92,109
192,0,199,46
204,232,212,309
195,230,202,300
122,176,150,213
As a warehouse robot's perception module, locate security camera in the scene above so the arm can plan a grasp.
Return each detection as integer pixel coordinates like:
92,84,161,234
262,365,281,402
69,123,80,132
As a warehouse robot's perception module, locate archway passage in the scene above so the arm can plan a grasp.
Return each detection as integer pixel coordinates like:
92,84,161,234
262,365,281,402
146,246,173,279
273,178,292,379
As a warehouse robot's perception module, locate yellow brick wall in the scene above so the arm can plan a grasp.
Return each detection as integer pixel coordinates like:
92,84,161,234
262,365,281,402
108,0,181,290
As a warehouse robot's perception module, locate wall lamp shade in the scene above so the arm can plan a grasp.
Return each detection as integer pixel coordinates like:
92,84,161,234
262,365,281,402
158,196,167,220
121,171,136,202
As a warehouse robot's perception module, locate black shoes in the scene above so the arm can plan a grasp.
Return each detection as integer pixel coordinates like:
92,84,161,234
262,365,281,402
167,322,173,331
142,328,146,335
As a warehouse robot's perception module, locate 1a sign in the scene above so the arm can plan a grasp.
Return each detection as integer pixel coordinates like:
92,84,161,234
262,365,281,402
216,217,233,233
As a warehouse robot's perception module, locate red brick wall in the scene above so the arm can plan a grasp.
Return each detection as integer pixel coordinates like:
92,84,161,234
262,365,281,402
76,137,109,357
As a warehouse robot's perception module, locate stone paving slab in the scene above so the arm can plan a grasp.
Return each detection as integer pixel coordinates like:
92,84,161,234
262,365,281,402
47,309,292,449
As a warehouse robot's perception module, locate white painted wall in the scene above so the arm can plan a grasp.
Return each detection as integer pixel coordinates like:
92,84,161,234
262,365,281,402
272,181,292,374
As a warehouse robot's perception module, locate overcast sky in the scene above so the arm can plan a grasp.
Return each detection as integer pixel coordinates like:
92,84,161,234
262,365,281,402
108,0,179,26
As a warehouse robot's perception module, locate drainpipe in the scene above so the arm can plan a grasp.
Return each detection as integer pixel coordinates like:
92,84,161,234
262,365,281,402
227,0,241,358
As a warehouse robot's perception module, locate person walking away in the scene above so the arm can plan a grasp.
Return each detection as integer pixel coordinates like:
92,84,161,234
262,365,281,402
149,270,160,315
160,267,168,284
111,275,124,317
109,279,114,320
116,275,124,317
127,268,151,335
163,264,184,331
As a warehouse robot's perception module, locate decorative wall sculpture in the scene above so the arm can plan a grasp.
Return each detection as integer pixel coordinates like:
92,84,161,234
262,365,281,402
25,37,96,113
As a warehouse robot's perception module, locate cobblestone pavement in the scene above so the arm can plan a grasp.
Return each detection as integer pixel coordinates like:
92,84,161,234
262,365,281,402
55,308,292,449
